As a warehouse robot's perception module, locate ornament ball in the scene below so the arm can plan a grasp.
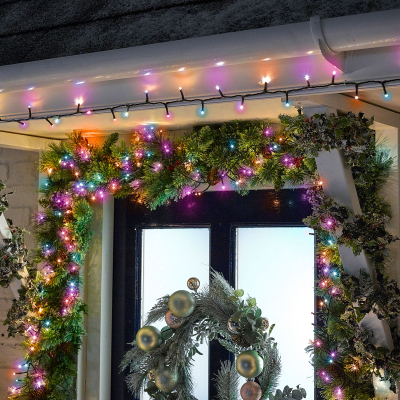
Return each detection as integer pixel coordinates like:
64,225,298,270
236,350,264,378
155,366,179,393
240,381,262,400
187,277,200,291
168,290,195,318
165,310,184,329
136,326,162,352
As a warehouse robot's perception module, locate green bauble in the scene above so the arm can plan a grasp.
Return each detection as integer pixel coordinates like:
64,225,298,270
155,366,179,393
236,350,264,378
136,326,162,352
168,290,195,318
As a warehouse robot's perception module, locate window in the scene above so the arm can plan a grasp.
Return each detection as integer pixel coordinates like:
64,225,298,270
112,189,314,400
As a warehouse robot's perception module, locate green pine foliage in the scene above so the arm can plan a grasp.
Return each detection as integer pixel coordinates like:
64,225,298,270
213,361,240,400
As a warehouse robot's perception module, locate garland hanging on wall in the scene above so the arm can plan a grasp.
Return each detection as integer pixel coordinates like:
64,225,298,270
4,113,400,400
0,181,30,288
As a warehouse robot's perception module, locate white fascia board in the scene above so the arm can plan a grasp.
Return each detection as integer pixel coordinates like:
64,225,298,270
0,9,400,92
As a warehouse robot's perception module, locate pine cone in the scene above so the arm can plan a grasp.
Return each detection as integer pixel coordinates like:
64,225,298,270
232,334,251,348
207,168,221,186
29,388,47,400
58,342,71,353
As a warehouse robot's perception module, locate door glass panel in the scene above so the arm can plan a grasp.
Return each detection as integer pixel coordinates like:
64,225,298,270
237,227,314,399
142,228,210,400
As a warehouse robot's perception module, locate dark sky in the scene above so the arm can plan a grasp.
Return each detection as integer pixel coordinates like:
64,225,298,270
0,0,399,66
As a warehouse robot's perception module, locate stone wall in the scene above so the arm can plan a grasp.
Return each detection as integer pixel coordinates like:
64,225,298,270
0,0,399,66
0,148,39,397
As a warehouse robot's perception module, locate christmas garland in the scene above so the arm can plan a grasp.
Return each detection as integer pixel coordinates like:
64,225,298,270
4,113,400,399
0,181,30,288
120,271,306,400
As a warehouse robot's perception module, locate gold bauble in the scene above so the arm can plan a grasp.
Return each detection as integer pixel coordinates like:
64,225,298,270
228,317,241,333
136,326,162,352
240,381,262,400
187,277,200,292
168,290,195,318
261,317,269,331
236,350,264,378
147,370,156,381
155,366,179,393
165,310,184,329
232,334,251,348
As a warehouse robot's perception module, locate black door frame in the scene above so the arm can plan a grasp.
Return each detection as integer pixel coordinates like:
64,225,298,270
112,189,313,399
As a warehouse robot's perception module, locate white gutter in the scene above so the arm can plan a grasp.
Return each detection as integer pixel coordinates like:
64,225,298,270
1,9,400,91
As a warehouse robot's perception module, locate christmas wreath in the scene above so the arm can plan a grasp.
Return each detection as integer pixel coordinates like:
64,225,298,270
121,271,306,400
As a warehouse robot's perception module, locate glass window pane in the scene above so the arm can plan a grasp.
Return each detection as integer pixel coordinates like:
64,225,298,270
142,228,210,400
237,227,314,399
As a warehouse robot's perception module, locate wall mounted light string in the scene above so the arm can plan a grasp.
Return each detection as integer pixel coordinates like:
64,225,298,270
1,74,400,127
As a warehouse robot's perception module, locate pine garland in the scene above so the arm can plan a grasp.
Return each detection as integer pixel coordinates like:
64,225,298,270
0,181,30,288
3,112,400,399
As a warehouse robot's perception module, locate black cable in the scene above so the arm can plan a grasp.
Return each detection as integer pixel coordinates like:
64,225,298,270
1,77,399,126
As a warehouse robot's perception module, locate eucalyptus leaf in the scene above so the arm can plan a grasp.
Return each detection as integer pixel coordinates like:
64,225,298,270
255,308,262,318
231,311,242,322
255,317,263,328
248,298,256,307
269,324,275,335
292,389,303,400
234,289,244,297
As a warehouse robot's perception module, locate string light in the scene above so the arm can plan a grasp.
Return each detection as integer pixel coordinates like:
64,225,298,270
240,96,245,110
262,76,271,93
179,87,185,100
201,100,205,115
75,98,83,113
46,118,53,127
111,109,116,121
2,75,399,127
382,82,389,98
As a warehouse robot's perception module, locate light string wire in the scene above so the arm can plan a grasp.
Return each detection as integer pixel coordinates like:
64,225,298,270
1,76,400,126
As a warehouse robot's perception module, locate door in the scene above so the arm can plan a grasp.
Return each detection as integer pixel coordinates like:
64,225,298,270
112,188,314,399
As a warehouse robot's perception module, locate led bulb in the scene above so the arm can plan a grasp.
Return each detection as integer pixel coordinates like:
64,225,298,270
215,85,220,90
332,71,336,76
305,75,310,81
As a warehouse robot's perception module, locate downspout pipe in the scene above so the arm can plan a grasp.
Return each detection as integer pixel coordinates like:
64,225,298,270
0,9,400,91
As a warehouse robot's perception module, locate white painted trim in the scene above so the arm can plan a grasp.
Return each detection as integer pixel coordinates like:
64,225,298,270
0,9,400,91
0,130,61,151
99,197,114,400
